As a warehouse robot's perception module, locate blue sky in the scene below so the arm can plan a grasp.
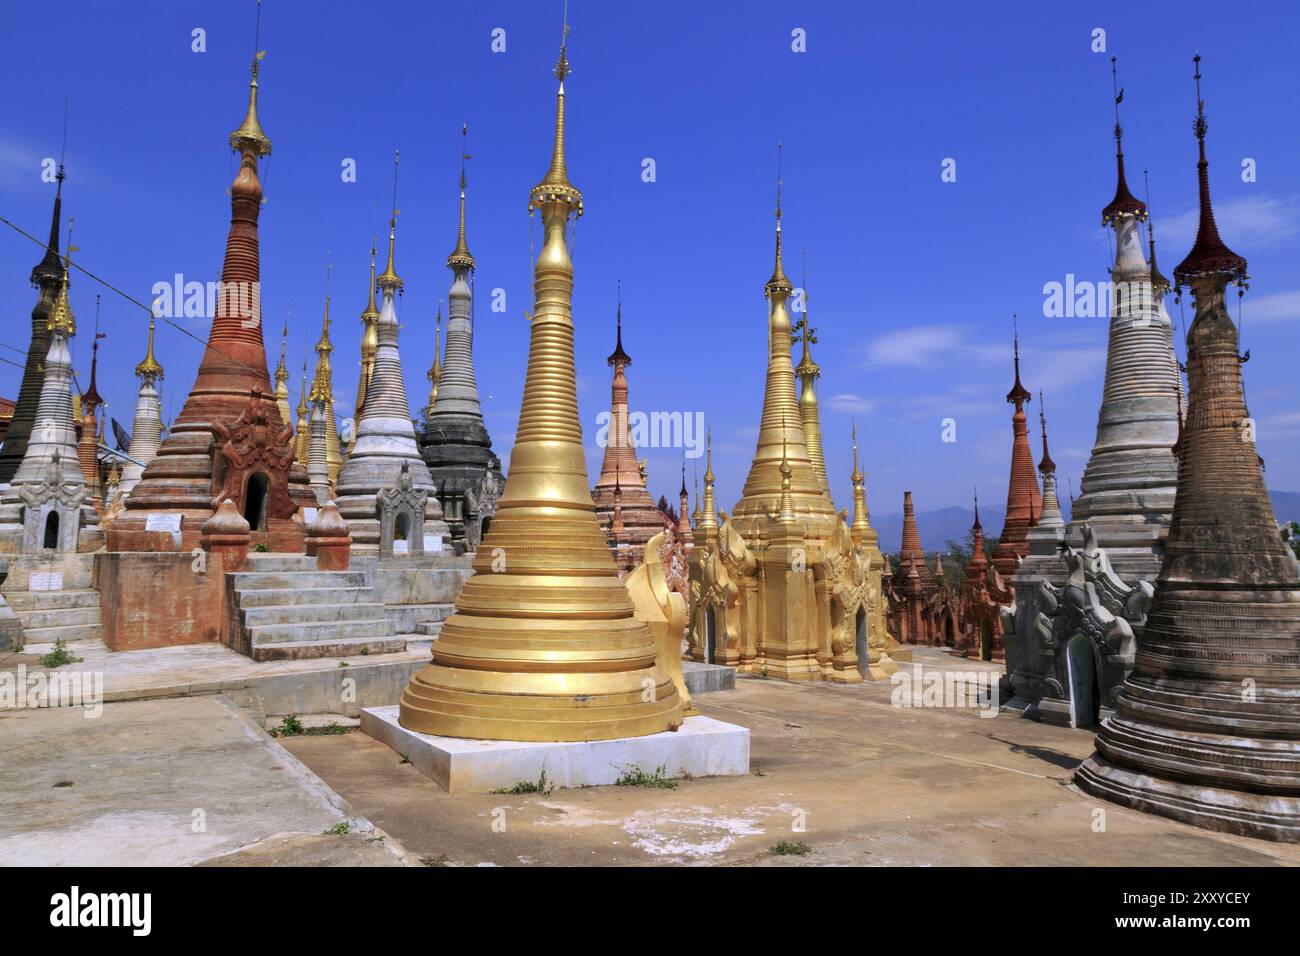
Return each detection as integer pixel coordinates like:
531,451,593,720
2,0,1297,530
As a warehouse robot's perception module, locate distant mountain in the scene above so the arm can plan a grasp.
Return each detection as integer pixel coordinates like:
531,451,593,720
872,489,1300,557
1272,490,1300,525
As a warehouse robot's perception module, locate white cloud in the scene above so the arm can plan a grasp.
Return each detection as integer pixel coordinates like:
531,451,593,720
1158,194,1300,253
1246,289,1300,325
827,393,876,415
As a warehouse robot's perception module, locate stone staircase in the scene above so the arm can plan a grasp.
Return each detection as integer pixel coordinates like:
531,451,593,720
413,604,456,640
4,587,103,647
228,554,406,661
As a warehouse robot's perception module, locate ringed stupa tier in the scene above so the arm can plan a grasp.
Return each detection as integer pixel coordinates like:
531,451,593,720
0,258,103,553
114,315,166,503
990,326,1042,578
108,53,316,551
0,164,66,486
418,129,504,553
1069,57,1182,579
400,36,683,740
1078,57,1300,841
592,289,667,572
334,157,448,554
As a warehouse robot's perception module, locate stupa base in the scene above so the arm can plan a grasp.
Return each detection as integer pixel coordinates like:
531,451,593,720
1076,754,1300,843
362,704,749,793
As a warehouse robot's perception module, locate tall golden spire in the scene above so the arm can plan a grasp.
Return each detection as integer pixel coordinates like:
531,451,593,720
309,263,342,483
355,240,381,419
377,151,403,291
733,147,835,534
795,257,829,493
426,304,442,411
698,425,718,530
850,420,870,533
230,52,271,156
47,230,76,336
400,22,681,742
272,320,291,426
294,356,309,464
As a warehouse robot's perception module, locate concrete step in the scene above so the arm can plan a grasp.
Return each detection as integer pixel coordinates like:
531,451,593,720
229,570,369,590
383,602,456,634
19,606,101,630
249,618,392,646
235,586,375,609
250,635,409,662
243,554,320,573
415,620,446,637
241,602,389,627
20,623,103,646
4,589,100,612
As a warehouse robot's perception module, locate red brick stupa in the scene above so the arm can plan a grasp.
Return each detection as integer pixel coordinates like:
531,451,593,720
108,53,314,552
991,324,1042,577
592,289,669,572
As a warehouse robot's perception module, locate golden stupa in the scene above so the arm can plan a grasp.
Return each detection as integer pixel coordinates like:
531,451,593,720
399,36,682,742
686,159,896,681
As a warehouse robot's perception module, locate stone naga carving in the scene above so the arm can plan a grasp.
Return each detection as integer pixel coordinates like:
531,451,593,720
625,530,693,719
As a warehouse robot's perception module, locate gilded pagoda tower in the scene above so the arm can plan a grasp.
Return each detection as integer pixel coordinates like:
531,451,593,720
1077,58,1300,841
272,324,292,428
685,153,889,683
1069,58,1182,579
418,129,504,554
354,243,381,424
334,155,449,555
0,164,66,486
108,53,316,551
399,36,682,741
592,290,668,572
307,270,342,485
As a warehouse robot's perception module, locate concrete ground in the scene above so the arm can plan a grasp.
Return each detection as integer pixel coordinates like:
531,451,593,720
0,694,411,866
280,649,1300,867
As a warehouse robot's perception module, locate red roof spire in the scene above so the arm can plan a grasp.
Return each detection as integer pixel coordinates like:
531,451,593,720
1006,316,1031,406
1101,56,1147,224
1174,55,1247,285
607,279,631,366
1037,390,1056,474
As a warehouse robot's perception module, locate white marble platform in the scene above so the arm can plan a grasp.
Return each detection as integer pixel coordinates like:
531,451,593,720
360,705,749,793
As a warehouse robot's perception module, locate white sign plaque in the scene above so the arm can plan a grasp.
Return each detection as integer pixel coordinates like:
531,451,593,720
145,513,183,533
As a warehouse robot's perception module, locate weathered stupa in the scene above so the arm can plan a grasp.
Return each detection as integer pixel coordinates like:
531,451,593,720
592,288,666,572
334,154,448,555
0,249,104,553
114,315,166,503
0,164,66,487
1004,61,1177,722
884,490,960,647
1069,57,1182,579
991,326,1042,578
108,53,316,551
76,315,105,501
399,36,683,741
418,127,503,554
1076,58,1300,841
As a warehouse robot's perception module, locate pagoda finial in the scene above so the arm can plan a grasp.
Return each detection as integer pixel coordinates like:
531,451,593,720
427,303,442,407
82,295,105,413
531,5,583,216
33,112,67,285
607,279,631,366
1101,55,1145,223
364,239,380,318
766,143,792,296
1143,169,1170,293
137,312,164,379
230,2,270,155
447,123,476,271
850,419,863,484
1006,315,1031,406
1174,54,1247,285
795,253,820,378
972,488,982,531
47,222,77,336
377,150,403,291
1038,390,1056,474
